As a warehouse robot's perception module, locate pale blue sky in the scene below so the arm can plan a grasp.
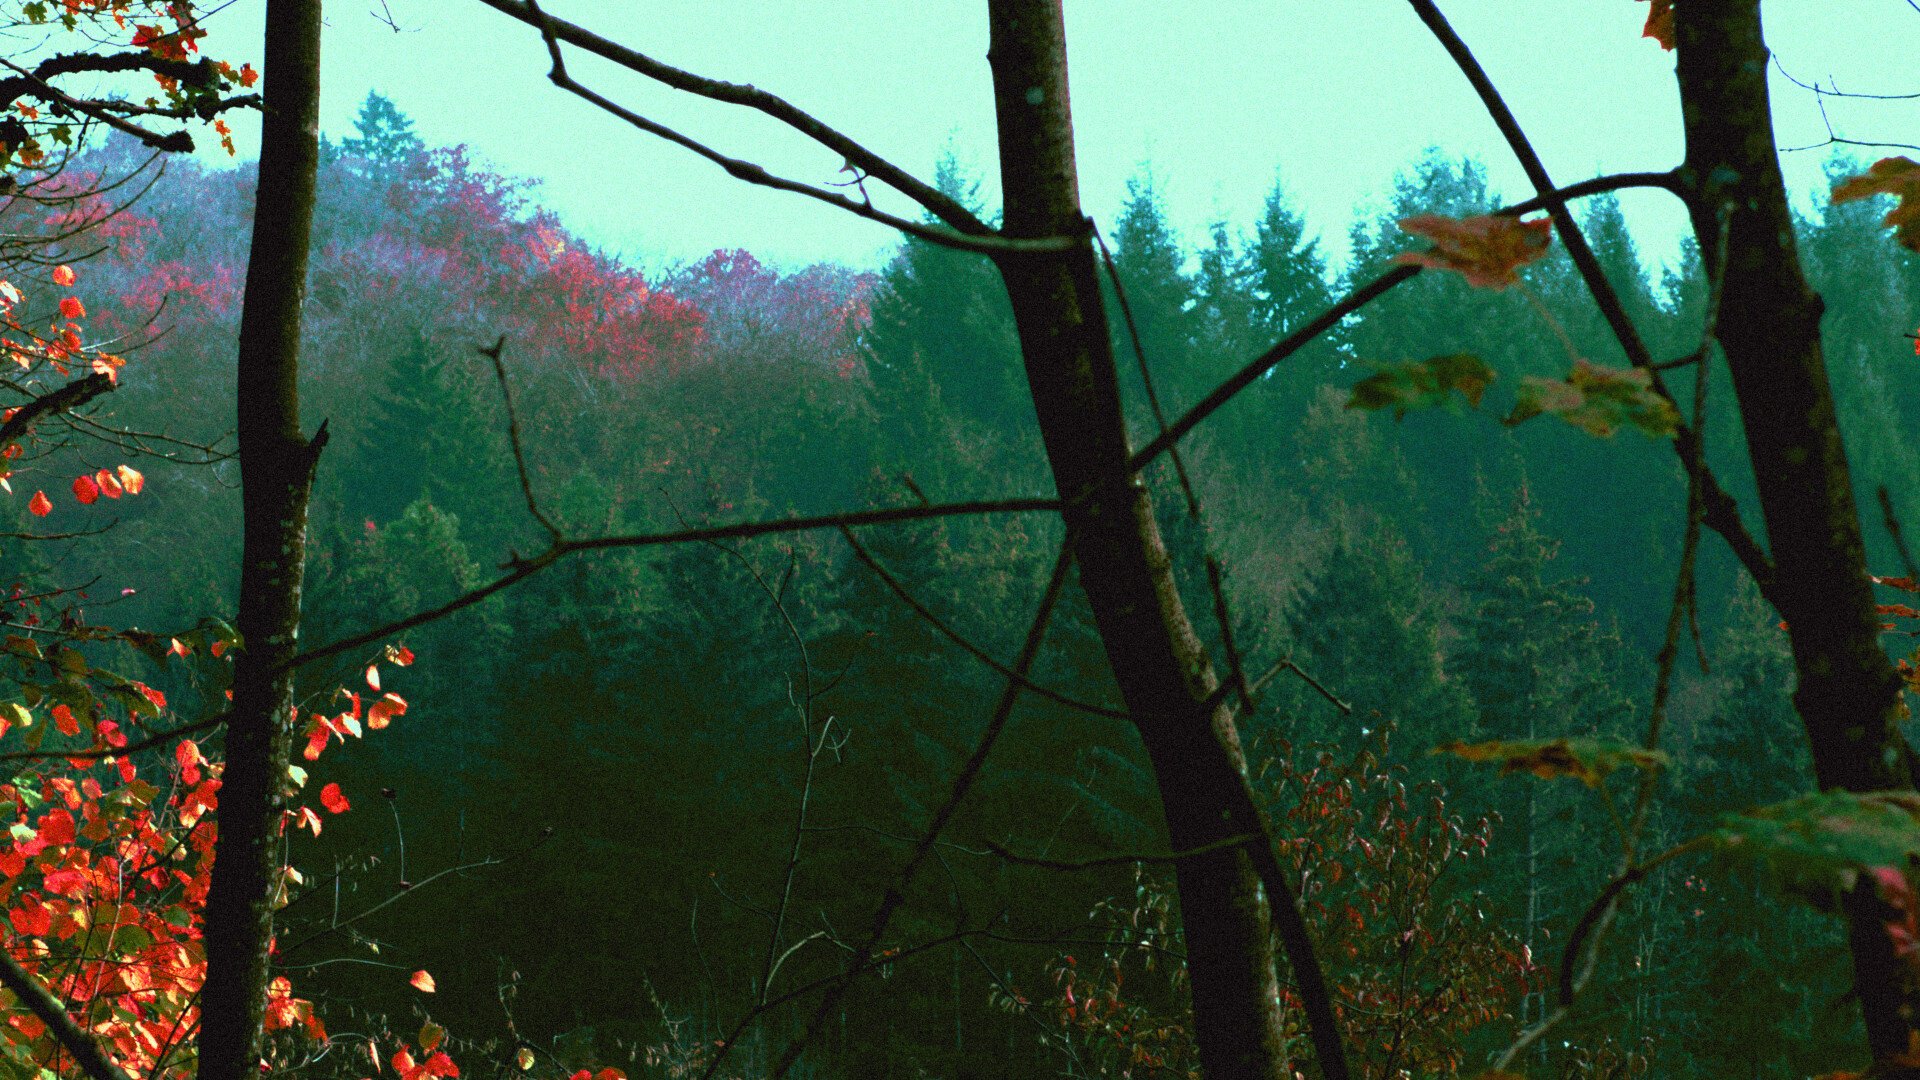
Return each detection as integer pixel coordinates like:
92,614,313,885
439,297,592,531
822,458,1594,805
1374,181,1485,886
190,1,1916,277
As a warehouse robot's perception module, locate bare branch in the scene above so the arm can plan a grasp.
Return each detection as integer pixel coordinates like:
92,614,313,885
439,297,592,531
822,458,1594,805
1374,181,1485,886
287,497,1061,674
512,7,1076,258
0,372,114,450
838,525,1128,720
476,336,561,542
476,0,991,235
747,539,1077,1080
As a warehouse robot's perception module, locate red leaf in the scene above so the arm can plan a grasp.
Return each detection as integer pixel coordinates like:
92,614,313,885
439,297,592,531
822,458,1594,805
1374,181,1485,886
51,704,79,736
59,296,85,320
94,469,122,499
368,693,407,730
71,474,98,505
27,490,49,516
50,265,73,287
409,969,436,993
320,782,350,814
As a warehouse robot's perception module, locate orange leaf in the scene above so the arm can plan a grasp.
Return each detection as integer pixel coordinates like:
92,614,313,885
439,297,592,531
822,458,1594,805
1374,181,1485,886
1392,213,1553,289
71,474,98,505
27,490,49,516
51,704,78,737
115,465,144,494
94,469,122,499
50,265,73,287
1832,157,1920,252
409,970,436,993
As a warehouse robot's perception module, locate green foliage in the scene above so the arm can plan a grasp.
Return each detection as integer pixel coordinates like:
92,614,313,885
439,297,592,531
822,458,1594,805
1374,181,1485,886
1506,359,1681,438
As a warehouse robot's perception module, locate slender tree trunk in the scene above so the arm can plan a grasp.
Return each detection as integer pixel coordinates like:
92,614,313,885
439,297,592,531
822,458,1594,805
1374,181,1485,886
1673,2,1919,1070
983,4,1290,1076
195,5,326,1080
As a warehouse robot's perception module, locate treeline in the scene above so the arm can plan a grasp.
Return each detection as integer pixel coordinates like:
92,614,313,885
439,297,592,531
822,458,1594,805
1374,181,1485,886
9,94,1918,1077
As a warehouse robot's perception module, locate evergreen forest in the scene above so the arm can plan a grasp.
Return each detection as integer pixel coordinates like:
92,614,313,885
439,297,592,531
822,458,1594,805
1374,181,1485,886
1,4,1919,1080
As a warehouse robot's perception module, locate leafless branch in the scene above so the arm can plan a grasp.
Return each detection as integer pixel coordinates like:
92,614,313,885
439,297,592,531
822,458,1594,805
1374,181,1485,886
512,1,1075,258
746,538,1076,1080
287,497,1061,674
1882,487,1920,582
838,525,1128,719
475,0,990,235
476,336,561,541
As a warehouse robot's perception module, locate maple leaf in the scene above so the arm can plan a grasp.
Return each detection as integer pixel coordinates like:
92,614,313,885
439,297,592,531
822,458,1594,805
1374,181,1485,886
1393,213,1553,289
27,490,49,516
1832,157,1920,252
72,473,98,504
410,969,437,993
1638,0,1674,49
49,265,73,287
320,782,350,814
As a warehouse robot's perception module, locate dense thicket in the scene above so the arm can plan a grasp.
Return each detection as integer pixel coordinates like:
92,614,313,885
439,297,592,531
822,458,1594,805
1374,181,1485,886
16,96,1919,1077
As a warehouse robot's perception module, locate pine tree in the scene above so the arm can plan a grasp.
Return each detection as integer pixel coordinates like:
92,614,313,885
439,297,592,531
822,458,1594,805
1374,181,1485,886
339,90,425,166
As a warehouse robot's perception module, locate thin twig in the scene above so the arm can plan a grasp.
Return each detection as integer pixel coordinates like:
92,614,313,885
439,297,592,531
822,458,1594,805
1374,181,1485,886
285,497,1061,673
979,832,1259,872
476,336,561,541
838,525,1127,719
476,0,992,235
741,539,1077,1080
515,2,1075,258
1880,486,1920,581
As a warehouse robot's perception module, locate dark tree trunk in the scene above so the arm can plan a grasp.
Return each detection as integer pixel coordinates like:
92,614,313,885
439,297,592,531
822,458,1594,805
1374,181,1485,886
194,5,326,1080
1674,1,1919,1069
983,4,1292,1076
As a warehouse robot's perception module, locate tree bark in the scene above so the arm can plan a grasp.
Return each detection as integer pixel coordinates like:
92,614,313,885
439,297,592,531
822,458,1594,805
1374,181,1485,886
983,4,1293,1076
1673,1,1920,1069
194,5,326,1080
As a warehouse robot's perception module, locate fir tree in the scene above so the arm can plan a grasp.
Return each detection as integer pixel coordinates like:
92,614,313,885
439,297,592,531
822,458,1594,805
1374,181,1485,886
339,90,425,165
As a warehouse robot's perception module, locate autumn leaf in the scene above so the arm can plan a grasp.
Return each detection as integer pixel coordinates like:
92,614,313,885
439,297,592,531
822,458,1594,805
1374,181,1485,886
1506,359,1680,438
515,1048,535,1071
368,692,407,730
58,296,84,320
27,490,49,516
1347,353,1495,420
1832,157,1920,252
1435,736,1667,787
1638,0,1674,49
50,265,73,286
71,473,98,505
419,1022,444,1053
319,782,350,814
115,464,144,494
1392,213,1553,289
410,969,437,993
94,468,122,498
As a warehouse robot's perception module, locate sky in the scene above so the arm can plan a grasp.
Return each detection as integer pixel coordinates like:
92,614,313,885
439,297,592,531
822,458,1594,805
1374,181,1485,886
183,0,1919,279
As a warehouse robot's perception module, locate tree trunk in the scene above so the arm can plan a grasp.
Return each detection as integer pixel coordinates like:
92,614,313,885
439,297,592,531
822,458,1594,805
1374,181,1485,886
1673,1,1919,1069
983,4,1291,1076
194,4,326,1080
